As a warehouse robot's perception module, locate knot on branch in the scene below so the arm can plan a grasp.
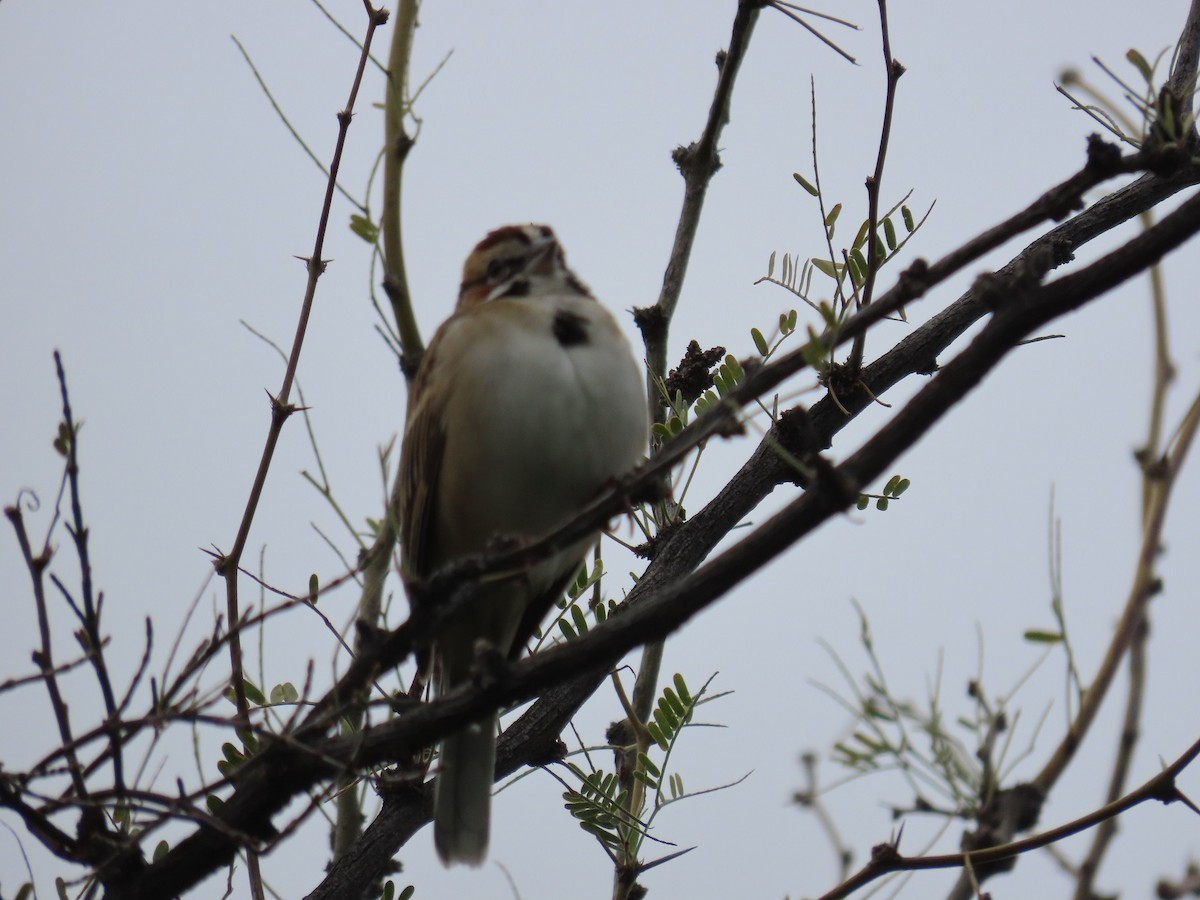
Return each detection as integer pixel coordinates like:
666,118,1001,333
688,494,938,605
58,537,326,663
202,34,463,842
774,406,828,488
960,781,1045,878
632,303,668,345
973,242,1058,313
671,141,722,180
869,839,903,867
633,517,684,561
1083,133,1123,178
1143,138,1194,177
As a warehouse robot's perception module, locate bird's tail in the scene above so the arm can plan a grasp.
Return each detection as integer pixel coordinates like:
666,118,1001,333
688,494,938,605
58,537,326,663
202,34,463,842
433,715,497,866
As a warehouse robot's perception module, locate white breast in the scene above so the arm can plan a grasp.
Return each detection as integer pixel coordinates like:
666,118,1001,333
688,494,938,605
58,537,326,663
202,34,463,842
434,292,647,561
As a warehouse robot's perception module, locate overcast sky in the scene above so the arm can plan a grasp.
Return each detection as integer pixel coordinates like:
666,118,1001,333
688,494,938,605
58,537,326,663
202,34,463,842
3,2,1200,898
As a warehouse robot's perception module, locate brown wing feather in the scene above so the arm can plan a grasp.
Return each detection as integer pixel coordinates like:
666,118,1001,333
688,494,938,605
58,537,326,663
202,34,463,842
399,338,447,585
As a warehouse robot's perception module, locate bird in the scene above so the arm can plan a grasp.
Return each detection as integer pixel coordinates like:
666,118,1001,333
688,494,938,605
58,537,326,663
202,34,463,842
398,223,649,865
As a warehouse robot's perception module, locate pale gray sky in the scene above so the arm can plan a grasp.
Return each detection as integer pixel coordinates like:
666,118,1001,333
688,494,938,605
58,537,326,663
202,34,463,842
3,2,1200,898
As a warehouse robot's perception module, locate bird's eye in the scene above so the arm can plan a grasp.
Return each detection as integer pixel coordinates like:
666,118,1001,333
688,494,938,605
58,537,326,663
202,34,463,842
485,257,511,281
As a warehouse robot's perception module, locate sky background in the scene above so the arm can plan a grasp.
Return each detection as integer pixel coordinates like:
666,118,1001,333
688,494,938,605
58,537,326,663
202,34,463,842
3,1,1200,898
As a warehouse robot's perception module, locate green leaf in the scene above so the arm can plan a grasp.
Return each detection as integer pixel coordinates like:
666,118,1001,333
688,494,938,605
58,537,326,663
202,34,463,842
824,202,842,230
1126,48,1153,82
793,172,819,195
894,478,911,495
724,354,744,381
850,247,869,279
767,250,776,278
634,768,659,788
242,679,266,706
15,884,33,900
847,253,864,287
1023,629,1064,643
56,878,69,900
852,218,871,251
751,327,769,357
801,337,827,371
853,731,886,753
349,213,380,243
811,257,840,280
570,603,589,635
883,217,898,251
239,728,259,753
654,703,680,735
673,672,692,705
637,752,662,777
902,205,915,232
558,618,577,639
274,682,300,704
876,497,889,511
856,494,869,510
308,572,319,604
399,885,416,900
153,840,170,861
206,794,224,814
663,686,686,719
646,721,669,751
884,475,901,495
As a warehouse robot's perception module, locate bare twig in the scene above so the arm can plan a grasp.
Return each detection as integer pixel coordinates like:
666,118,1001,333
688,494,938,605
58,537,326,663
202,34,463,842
211,10,391,896
6,483,88,801
214,0,388,723
846,0,904,374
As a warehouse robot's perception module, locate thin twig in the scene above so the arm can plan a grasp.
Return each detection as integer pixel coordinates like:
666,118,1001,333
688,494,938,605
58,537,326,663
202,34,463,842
847,0,904,374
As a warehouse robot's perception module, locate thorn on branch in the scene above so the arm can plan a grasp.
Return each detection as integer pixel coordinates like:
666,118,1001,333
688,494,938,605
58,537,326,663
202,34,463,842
268,390,301,426
364,3,389,27
296,255,330,276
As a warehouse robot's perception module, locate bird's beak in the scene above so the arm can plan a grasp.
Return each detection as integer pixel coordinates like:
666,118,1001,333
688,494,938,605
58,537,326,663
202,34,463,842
527,236,558,276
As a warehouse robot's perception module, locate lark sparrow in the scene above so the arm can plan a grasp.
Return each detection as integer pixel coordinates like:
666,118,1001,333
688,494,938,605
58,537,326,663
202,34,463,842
399,224,648,865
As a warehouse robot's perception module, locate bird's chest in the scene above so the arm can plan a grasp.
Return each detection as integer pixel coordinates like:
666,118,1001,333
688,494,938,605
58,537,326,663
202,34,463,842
435,299,642,555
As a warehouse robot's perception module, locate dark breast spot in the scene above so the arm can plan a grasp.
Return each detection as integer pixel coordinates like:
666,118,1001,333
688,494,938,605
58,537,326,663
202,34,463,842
552,309,590,347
